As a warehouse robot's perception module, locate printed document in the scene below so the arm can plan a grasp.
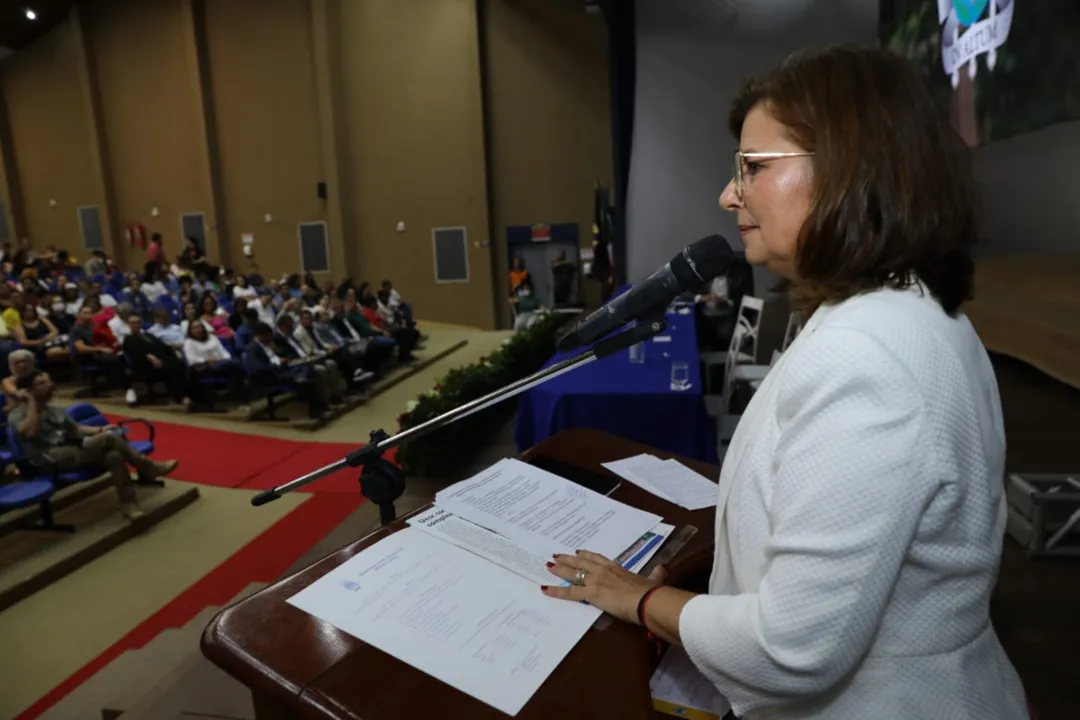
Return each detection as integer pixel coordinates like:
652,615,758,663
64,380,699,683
408,506,674,585
603,454,718,510
434,458,662,559
651,646,731,720
288,528,600,716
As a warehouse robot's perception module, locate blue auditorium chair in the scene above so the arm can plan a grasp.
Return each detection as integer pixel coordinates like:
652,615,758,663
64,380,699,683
0,480,74,532
65,403,156,457
6,424,100,487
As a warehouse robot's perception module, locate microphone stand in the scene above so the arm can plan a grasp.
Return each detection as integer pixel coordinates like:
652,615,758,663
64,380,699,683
251,314,669,525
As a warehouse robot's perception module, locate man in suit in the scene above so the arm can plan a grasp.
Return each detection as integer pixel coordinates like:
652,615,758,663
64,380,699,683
273,314,350,403
295,309,372,388
242,322,328,420
122,314,192,408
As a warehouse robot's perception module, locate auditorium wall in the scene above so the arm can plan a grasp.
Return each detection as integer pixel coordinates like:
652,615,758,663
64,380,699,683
625,0,878,291
0,15,103,255
482,0,611,327
0,0,611,328
84,0,213,271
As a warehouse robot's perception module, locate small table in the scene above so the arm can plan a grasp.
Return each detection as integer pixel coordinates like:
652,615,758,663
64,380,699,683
202,428,719,719
515,306,718,464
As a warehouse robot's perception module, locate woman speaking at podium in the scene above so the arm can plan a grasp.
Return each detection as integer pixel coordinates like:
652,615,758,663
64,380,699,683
543,46,1029,719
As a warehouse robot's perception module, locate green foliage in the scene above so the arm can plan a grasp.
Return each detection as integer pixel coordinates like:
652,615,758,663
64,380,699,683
395,313,568,478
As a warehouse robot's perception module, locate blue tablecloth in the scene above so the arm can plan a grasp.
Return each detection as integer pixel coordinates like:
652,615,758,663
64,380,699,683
515,304,719,464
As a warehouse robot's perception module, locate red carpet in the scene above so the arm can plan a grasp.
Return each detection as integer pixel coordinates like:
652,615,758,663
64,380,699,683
103,414,395,494
15,491,365,720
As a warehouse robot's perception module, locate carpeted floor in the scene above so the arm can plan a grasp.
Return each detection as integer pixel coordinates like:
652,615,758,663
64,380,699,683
100,416,395,494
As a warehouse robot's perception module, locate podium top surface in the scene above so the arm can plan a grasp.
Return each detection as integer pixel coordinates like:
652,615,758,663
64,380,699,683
202,428,719,720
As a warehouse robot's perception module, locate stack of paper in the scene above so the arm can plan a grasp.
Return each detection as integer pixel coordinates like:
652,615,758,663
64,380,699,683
603,454,718,510
651,646,731,720
287,457,671,716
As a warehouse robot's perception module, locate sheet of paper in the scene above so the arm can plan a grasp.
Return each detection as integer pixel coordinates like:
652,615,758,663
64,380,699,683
288,528,600,716
651,646,731,719
603,454,718,511
434,458,663,560
407,506,566,587
410,508,674,588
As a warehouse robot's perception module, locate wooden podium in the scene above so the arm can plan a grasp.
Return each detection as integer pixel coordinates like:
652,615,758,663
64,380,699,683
202,428,719,719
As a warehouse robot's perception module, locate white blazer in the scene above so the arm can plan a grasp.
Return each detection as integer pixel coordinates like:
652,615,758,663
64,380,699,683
679,284,1028,719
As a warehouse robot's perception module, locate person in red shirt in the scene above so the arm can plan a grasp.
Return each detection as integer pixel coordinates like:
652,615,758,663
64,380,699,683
359,294,419,360
146,233,165,266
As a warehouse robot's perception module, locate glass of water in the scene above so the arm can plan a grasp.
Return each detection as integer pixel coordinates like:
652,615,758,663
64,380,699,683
670,361,690,391
629,342,646,364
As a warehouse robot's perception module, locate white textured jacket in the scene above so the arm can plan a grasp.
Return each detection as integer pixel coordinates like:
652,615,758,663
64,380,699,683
679,284,1028,719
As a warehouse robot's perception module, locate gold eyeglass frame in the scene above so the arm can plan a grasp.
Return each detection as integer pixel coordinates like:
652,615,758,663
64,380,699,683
733,151,814,199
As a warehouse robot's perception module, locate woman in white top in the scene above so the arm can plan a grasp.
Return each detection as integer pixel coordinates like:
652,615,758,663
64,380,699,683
183,319,246,398
542,46,1029,719
232,275,257,300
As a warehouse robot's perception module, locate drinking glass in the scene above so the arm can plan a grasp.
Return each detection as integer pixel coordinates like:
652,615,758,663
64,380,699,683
670,361,690,391
629,342,646,364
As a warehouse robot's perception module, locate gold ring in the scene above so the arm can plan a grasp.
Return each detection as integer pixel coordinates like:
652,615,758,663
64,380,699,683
574,568,588,587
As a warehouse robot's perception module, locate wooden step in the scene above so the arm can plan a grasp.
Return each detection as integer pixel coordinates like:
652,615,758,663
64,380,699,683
0,482,200,612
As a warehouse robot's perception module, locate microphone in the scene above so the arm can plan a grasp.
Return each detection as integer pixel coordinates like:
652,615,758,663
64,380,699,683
558,234,734,351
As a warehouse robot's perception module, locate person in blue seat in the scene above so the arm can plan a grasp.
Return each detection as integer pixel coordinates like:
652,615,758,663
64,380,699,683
273,314,349,403
243,322,329,420
10,369,178,521
146,307,185,350
233,307,261,350
183,319,247,402
123,314,192,409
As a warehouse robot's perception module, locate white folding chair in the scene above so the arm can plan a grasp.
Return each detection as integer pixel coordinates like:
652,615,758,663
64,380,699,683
781,311,805,351
701,295,764,394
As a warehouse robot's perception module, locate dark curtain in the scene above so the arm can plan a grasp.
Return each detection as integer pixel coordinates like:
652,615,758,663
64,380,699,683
600,0,636,289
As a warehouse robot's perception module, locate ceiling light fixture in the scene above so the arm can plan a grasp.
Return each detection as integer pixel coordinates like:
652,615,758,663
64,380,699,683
25,8,37,20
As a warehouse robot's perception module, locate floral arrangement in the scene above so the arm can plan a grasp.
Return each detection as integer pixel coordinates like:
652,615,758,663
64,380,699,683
395,312,569,477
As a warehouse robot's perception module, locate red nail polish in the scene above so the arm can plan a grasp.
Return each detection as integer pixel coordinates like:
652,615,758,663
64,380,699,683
540,585,549,591
545,561,554,568
552,554,559,559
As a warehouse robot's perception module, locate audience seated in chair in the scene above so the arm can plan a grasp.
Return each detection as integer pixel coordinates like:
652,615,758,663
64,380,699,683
147,307,186,350
15,302,69,365
511,286,543,332
359,294,418,361
254,288,277,327
227,297,249,332
243,322,328,420
339,296,404,361
183,320,247,401
123,275,154,320
316,305,392,376
10,369,178,521
379,280,414,326
107,302,135,346
123,314,193,409
2,349,36,412
71,305,132,401
232,274,257,301
274,314,350,401
295,309,370,387
199,294,234,340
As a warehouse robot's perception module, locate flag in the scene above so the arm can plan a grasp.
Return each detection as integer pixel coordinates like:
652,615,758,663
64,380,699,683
589,181,613,285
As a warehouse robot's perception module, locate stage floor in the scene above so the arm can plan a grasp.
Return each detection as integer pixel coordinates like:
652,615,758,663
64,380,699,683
966,254,1080,391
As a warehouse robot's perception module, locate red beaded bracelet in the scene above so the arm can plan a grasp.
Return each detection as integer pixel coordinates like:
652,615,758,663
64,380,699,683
636,585,664,628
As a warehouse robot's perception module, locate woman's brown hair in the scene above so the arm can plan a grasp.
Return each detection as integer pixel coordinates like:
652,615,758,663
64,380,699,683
729,45,976,315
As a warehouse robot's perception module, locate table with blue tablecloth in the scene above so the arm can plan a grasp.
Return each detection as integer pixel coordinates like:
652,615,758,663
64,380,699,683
515,305,719,464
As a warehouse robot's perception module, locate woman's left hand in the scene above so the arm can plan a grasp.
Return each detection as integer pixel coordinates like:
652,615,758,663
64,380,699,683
543,550,666,625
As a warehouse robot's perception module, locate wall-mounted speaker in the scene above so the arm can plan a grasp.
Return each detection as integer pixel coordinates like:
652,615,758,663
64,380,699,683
317,182,327,199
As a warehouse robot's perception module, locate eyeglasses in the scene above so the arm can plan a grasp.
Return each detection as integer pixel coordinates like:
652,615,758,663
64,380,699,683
733,150,814,200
